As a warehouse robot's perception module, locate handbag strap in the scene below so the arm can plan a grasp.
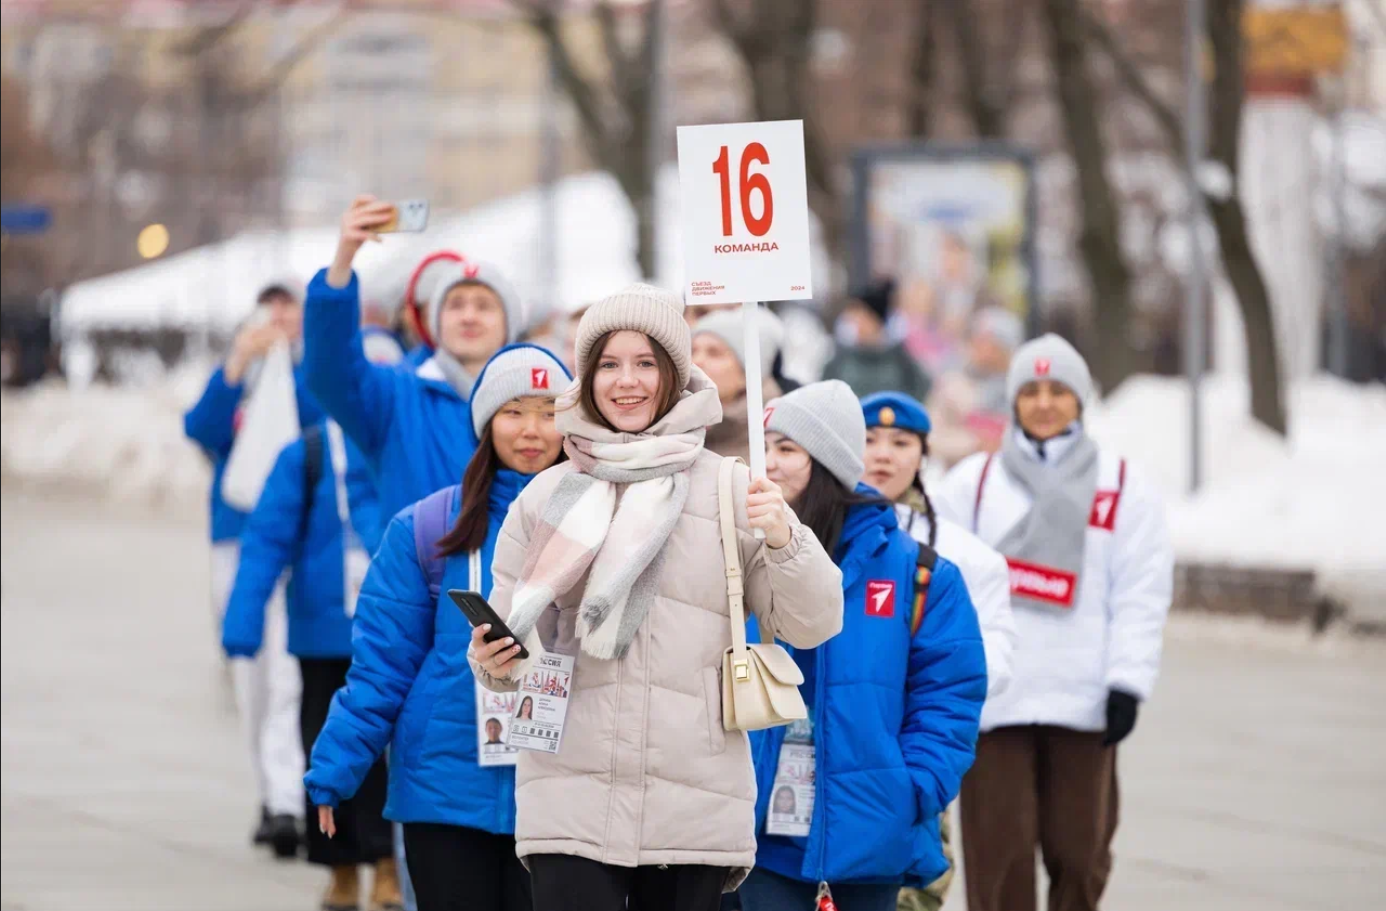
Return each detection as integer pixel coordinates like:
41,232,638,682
717,457,773,678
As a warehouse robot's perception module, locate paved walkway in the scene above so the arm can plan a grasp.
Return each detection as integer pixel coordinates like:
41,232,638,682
3,489,1384,911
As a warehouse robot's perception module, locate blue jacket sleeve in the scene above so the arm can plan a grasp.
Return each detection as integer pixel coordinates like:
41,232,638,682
183,367,242,459
900,559,988,821
303,268,397,461
222,441,306,658
305,507,435,808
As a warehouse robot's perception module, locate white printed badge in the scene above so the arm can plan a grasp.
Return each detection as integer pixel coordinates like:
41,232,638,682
506,652,575,755
471,551,519,767
476,687,520,767
766,717,815,837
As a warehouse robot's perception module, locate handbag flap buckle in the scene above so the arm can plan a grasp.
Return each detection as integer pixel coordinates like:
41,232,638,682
733,659,750,681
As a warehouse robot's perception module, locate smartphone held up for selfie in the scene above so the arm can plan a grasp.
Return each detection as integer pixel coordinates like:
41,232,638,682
448,590,530,661
376,199,430,234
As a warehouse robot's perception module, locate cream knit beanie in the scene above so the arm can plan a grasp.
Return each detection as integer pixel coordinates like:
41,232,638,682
574,283,693,390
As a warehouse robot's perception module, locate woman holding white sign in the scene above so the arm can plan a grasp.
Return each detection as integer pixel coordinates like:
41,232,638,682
469,283,843,911
733,380,986,911
305,344,570,911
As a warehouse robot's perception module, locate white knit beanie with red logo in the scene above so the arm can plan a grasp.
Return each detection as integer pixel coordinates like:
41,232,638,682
1005,333,1093,410
428,260,526,345
468,344,571,438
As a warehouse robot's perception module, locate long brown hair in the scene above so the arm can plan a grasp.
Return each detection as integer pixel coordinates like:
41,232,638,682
435,409,567,558
434,424,502,558
578,330,681,433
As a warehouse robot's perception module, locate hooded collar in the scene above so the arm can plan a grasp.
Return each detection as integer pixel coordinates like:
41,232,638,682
1013,421,1082,463
489,468,534,522
833,487,899,590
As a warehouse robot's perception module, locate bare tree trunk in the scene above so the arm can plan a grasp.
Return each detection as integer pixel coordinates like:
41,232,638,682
1206,0,1286,433
907,2,937,137
1041,0,1143,392
712,0,844,266
520,1,659,278
946,0,1007,138
1082,2,1286,434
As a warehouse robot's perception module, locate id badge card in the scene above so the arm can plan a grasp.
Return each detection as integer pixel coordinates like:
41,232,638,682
766,717,815,837
506,652,574,755
468,551,519,766
475,684,520,767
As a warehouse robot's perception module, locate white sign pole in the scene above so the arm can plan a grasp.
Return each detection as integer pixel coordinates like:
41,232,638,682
742,300,767,540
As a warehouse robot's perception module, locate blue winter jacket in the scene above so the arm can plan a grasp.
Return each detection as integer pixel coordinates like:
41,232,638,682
751,492,987,887
183,363,323,542
303,269,475,519
304,470,535,831
404,344,434,369
221,425,382,659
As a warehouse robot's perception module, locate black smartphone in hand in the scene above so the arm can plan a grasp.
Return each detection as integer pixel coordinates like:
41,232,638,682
448,589,530,661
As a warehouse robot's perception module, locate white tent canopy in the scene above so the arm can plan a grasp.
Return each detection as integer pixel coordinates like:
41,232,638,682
60,167,832,337
60,171,674,335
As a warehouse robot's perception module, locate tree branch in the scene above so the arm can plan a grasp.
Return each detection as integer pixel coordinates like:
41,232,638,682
594,1,635,107
1080,7,1184,155
241,9,352,104
516,1,616,171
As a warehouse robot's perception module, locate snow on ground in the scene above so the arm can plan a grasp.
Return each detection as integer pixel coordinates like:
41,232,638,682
0,363,212,512
1088,372,1386,616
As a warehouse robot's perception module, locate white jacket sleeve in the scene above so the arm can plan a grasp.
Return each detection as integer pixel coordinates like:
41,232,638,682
969,541,1017,697
1104,469,1174,699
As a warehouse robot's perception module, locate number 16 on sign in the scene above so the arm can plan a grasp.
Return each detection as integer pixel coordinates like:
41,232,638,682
677,120,814,306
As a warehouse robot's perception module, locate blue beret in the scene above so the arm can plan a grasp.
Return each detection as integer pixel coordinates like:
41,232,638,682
861,391,932,435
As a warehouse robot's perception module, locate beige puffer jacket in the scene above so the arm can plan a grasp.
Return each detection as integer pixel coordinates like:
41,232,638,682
472,449,843,888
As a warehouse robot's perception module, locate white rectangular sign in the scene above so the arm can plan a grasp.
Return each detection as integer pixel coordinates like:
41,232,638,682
677,120,814,305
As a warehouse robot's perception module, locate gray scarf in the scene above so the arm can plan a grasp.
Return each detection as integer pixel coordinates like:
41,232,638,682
996,427,1098,610
420,351,476,399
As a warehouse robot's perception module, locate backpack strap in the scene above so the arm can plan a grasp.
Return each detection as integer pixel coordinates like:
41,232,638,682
909,541,939,638
299,424,324,541
413,486,456,601
972,452,995,535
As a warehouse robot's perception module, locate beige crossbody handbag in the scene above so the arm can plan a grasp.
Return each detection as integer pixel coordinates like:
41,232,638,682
717,457,809,732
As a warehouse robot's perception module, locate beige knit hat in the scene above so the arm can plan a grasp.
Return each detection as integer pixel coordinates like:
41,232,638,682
574,283,693,389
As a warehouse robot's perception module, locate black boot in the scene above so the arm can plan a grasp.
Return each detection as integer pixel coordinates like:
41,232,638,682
268,813,300,859
252,806,273,846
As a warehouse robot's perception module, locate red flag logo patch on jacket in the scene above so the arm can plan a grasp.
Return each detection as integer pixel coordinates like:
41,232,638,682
865,580,896,618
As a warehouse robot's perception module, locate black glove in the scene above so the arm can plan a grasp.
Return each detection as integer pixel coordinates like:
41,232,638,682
1103,689,1140,747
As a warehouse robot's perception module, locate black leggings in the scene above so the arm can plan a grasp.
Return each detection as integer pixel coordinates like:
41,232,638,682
528,853,727,911
300,657,392,867
402,823,531,911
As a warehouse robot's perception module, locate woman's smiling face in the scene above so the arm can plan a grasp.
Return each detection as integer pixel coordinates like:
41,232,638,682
592,330,665,432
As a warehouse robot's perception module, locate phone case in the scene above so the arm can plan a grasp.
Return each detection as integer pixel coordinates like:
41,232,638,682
377,199,430,233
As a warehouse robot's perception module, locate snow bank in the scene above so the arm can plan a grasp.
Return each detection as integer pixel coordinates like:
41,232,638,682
1087,373,1386,616
1,367,212,510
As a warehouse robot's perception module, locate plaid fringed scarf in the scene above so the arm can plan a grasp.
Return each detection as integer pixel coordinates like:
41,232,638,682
505,371,723,661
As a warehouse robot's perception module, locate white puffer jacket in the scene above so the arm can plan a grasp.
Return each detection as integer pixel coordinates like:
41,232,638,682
895,505,1017,698
934,434,1173,733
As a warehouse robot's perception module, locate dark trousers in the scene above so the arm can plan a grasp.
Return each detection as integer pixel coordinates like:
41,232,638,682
737,868,899,911
529,853,727,911
402,823,531,911
960,725,1119,911
299,657,393,867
